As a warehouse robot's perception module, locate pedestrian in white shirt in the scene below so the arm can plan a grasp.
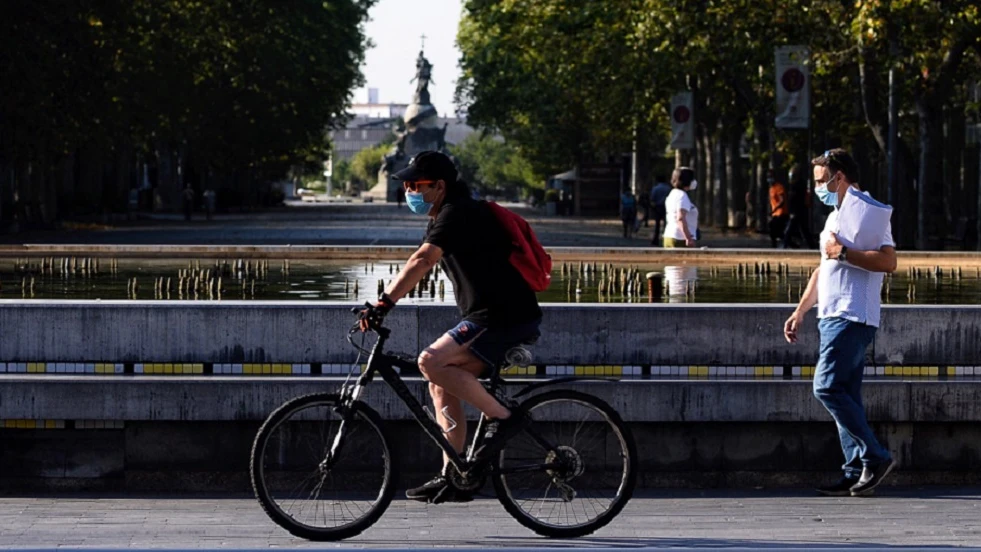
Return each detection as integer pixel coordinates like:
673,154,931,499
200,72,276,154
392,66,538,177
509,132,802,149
783,148,898,497
662,167,698,248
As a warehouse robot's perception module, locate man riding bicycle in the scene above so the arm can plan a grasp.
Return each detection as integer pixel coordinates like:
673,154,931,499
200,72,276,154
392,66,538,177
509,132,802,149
358,150,543,503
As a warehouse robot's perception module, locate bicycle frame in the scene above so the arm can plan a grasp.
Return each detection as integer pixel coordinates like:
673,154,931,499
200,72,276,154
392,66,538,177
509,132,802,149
337,327,481,473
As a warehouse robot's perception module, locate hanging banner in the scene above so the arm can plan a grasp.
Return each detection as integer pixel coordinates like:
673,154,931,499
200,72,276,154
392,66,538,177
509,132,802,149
775,46,810,129
669,91,694,150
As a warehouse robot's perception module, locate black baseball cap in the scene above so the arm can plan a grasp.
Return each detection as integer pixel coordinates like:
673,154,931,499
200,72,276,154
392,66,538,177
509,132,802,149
392,151,457,183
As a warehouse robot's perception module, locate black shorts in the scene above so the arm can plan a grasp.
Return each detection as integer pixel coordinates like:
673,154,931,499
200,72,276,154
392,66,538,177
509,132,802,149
447,318,542,377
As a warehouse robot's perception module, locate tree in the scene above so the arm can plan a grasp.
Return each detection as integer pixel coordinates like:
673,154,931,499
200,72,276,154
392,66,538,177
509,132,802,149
851,1,981,248
450,132,542,199
0,0,375,223
349,143,390,191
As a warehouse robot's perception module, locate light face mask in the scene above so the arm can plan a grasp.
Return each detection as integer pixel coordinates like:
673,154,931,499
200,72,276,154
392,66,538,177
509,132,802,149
688,179,698,191
815,174,839,207
405,191,434,215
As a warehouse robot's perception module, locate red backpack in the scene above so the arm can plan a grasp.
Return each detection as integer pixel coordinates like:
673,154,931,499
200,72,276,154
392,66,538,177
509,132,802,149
485,201,552,292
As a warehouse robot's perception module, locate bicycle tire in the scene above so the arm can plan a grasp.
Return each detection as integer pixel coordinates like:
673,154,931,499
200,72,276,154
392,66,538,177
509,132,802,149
250,393,397,541
492,389,636,538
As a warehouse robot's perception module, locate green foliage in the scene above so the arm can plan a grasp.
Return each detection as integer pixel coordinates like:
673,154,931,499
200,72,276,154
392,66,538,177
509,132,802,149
349,143,390,189
332,158,353,190
450,132,542,198
0,0,375,214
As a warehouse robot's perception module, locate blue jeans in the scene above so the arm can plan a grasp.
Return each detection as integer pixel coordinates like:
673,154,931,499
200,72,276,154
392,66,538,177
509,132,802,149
813,317,892,479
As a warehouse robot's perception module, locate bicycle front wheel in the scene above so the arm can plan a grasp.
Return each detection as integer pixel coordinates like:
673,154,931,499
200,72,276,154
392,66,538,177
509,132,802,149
250,393,396,541
492,389,636,538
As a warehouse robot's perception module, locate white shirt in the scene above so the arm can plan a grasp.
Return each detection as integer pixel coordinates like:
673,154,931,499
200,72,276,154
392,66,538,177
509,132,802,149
817,191,895,328
663,189,698,241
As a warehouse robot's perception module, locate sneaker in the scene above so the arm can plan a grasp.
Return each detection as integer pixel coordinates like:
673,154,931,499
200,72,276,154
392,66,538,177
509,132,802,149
405,475,448,502
474,408,531,460
815,476,860,496
405,474,473,504
850,458,897,496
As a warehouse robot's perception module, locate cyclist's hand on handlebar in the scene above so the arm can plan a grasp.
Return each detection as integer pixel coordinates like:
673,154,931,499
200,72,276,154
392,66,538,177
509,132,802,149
357,294,395,332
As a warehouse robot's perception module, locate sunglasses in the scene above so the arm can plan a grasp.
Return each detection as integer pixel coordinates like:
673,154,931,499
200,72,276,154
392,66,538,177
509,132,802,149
403,180,436,192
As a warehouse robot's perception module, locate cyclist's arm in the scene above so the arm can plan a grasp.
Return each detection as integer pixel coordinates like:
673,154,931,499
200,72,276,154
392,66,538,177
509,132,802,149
383,243,443,303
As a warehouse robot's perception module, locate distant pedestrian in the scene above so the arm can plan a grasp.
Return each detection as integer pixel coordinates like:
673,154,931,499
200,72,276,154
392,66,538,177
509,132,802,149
638,191,651,228
768,171,789,248
620,190,637,238
783,148,897,497
662,167,698,248
203,189,216,221
783,165,815,248
649,176,672,246
182,185,195,221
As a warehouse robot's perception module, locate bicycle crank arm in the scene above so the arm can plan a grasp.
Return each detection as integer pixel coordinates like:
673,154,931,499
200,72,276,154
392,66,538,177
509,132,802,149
495,462,565,475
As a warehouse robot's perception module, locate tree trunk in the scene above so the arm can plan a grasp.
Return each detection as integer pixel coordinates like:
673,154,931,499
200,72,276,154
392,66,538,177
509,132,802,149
751,120,771,233
695,127,709,224
713,123,727,230
916,96,945,249
944,104,964,223
725,123,745,229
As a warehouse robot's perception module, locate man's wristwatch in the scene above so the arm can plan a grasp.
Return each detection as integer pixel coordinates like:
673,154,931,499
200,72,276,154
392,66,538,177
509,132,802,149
837,245,848,262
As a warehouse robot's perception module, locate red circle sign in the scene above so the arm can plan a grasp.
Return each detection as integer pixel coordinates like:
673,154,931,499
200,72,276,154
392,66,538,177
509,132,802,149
673,106,691,123
781,68,806,92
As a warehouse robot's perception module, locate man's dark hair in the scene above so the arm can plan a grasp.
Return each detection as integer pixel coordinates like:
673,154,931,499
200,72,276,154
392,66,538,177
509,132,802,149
811,148,860,184
671,167,695,189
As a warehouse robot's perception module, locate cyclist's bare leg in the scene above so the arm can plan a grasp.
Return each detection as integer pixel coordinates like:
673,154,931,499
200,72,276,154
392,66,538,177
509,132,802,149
418,332,511,428
428,381,469,468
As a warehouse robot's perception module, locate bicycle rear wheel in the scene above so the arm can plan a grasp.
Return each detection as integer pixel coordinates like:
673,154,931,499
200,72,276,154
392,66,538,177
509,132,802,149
250,393,396,541
492,389,636,538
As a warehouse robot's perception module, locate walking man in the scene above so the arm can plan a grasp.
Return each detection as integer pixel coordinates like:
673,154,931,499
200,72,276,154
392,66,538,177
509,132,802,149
783,148,897,496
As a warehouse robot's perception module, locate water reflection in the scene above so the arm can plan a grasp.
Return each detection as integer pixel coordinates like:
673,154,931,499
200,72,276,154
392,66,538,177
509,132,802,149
663,266,699,303
1,257,979,304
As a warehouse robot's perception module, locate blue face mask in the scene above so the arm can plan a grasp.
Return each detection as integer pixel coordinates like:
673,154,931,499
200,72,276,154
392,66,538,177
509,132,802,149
405,191,434,215
815,175,839,207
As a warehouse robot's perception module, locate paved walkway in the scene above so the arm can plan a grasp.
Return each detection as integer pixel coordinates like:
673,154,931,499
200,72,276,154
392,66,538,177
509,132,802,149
0,202,773,249
1,489,980,549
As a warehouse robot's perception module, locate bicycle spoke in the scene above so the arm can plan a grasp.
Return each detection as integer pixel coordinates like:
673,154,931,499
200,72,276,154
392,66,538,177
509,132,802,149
255,399,391,533
496,394,633,534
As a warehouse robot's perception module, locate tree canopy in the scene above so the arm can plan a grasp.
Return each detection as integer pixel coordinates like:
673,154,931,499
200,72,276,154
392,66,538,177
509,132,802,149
457,1,981,247
0,0,374,222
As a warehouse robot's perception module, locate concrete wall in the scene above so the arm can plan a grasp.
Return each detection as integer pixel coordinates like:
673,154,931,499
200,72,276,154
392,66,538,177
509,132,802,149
2,378,981,490
3,301,980,490
2,301,980,365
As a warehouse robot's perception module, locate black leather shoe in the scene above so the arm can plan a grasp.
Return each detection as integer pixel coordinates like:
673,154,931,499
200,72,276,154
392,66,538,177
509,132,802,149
850,458,896,496
816,476,860,496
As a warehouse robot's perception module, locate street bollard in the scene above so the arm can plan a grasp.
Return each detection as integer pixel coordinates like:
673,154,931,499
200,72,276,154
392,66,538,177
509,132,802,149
646,272,663,303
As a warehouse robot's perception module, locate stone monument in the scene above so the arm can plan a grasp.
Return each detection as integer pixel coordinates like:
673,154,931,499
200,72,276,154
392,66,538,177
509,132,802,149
371,49,452,202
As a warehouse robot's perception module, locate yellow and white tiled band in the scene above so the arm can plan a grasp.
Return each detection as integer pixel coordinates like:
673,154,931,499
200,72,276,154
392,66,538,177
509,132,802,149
0,420,124,429
0,362,976,378
0,363,123,374
211,363,311,375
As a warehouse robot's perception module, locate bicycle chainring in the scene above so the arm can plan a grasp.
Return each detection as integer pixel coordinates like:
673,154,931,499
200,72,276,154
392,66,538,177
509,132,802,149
446,465,486,491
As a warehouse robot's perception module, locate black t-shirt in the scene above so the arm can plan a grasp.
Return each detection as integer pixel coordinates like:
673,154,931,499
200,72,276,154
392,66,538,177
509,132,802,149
425,195,542,327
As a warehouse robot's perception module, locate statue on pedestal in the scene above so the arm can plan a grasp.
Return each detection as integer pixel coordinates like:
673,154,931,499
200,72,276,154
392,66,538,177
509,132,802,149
411,50,433,106
372,47,455,202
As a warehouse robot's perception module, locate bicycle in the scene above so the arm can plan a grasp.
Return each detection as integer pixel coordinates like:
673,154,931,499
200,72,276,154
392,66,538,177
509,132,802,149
250,307,637,541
